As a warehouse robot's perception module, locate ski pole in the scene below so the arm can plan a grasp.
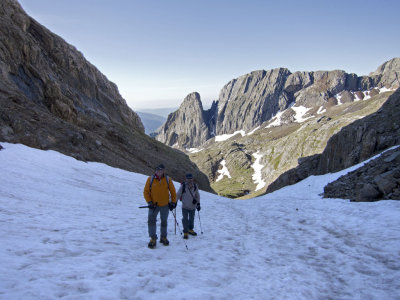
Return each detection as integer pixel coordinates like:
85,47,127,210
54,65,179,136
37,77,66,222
171,209,188,250
198,211,203,234
174,208,176,235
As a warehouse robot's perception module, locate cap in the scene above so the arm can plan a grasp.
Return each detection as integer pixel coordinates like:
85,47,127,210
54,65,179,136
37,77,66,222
155,164,165,170
185,173,193,179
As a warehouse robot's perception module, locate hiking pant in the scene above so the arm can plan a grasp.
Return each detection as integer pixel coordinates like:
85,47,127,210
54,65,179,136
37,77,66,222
148,205,169,239
182,208,196,233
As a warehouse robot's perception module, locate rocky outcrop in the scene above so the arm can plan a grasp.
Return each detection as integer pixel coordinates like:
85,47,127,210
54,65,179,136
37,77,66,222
156,92,217,148
0,0,212,191
369,58,400,89
217,68,292,134
156,58,400,150
324,147,400,201
266,88,400,194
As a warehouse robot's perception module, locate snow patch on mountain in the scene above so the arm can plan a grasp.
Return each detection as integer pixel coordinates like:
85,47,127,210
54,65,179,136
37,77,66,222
251,151,266,191
265,110,285,128
317,106,326,114
186,147,203,153
216,159,232,182
247,126,260,136
215,130,246,142
292,105,312,123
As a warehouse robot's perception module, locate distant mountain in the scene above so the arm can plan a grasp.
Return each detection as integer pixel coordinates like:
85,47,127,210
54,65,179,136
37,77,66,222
156,58,400,151
138,107,178,118
0,0,212,191
154,58,400,197
136,111,166,134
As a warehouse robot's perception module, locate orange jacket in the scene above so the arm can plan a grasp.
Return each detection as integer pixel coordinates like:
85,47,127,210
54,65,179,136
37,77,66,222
143,175,177,207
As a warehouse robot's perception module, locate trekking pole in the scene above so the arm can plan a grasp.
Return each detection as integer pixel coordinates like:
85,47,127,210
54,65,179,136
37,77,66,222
171,209,188,250
198,211,203,234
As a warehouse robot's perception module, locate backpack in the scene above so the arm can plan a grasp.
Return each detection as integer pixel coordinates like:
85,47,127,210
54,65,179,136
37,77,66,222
149,174,171,192
180,182,198,201
181,182,197,194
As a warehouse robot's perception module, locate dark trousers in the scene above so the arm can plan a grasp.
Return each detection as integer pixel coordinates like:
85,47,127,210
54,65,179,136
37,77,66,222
148,205,169,239
182,208,195,233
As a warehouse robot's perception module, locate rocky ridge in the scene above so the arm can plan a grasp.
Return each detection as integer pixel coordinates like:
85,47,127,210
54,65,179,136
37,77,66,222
156,58,400,150
0,0,212,191
190,89,396,198
156,56,399,198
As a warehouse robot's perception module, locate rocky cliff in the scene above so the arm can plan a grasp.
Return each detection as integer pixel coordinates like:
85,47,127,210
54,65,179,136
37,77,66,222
266,88,400,196
0,0,212,191
156,92,217,148
189,89,395,197
156,58,400,150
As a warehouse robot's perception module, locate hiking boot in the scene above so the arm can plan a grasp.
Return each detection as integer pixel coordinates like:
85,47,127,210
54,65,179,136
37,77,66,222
148,238,157,249
160,237,169,246
183,233,189,239
188,229,197,236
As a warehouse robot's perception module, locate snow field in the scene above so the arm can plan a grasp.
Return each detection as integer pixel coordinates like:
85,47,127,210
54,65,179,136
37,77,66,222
0,143,400,299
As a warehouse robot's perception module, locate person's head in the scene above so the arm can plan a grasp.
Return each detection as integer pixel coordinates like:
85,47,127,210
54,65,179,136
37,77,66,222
185,173,194,183
155,164,165,177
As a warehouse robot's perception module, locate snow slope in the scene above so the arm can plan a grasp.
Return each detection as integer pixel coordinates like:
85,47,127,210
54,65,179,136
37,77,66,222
1,143,400,299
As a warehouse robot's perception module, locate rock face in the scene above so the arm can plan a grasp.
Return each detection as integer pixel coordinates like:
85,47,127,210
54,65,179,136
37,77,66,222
0,0,143,133
217,68,292,134
156,92,217,148
0,0,212,191
324,147,400,201
266,88,400,195
156,58,400,149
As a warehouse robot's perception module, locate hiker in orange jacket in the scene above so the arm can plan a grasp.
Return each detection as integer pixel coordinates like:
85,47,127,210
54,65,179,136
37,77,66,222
143,164,176,248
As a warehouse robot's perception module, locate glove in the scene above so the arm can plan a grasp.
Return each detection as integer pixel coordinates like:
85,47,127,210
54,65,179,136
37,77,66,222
196,203,201,211
168,202,177,211
148,201,156,209
192,199,197,204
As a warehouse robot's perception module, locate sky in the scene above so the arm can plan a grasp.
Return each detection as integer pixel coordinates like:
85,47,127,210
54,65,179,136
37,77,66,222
18,0,400,110
1,142,400,298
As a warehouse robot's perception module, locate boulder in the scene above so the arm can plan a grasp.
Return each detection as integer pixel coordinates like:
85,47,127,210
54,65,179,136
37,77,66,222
324,146,400,201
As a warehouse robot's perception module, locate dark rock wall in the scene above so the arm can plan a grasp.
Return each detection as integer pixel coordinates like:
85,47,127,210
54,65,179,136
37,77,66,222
324,147,400,201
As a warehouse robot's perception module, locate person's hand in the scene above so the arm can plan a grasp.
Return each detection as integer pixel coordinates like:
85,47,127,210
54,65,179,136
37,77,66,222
148,201,156,209
196,203,201,211
168,202,177,211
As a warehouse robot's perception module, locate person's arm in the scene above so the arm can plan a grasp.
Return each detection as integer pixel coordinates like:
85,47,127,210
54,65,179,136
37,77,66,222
143,177,152,203
169,178,177,203
176,184,183,202
195,188,200,204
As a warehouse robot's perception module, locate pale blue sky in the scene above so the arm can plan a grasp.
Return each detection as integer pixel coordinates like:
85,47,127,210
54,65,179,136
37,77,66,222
18,0,400,110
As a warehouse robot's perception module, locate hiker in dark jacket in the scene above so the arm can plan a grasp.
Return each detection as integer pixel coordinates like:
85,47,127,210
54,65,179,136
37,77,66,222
176,173,200,239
